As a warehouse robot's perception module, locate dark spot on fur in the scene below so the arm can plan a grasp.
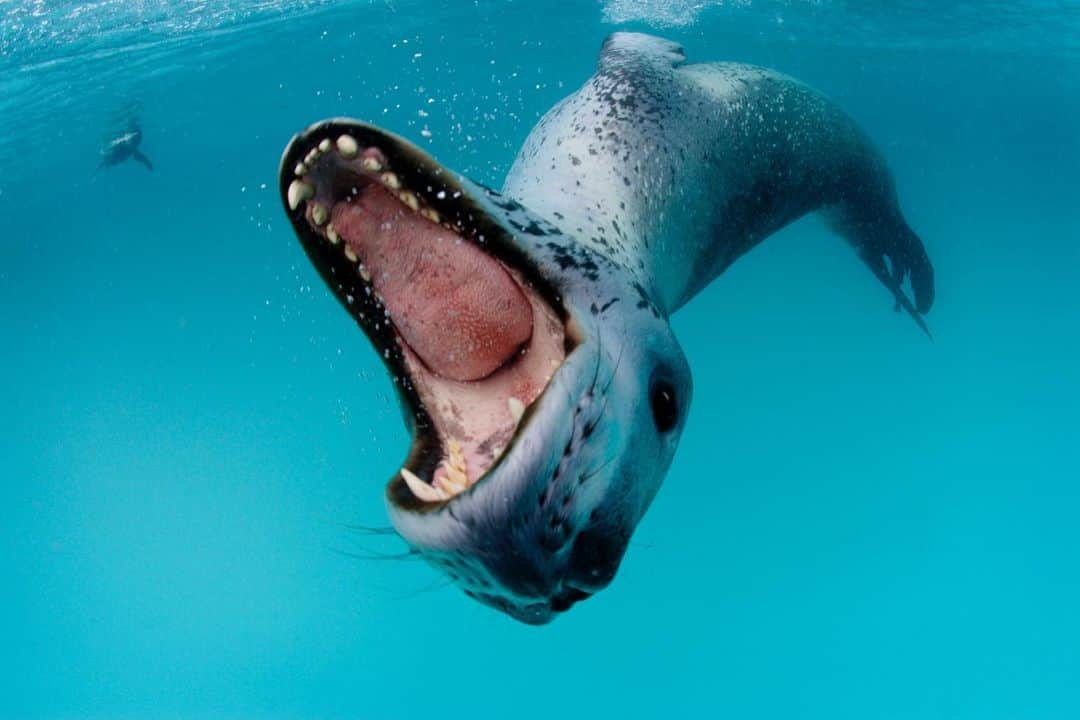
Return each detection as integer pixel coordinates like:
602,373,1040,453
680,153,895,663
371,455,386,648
509,219,549,236
631,280,660,317
582,418,598,439
599,297,620,313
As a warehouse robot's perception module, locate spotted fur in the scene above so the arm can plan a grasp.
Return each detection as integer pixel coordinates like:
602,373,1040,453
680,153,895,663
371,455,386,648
319,32,935,624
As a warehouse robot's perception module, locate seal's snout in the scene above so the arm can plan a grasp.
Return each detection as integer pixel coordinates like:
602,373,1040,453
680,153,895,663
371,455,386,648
474,587,591,625
484,525,623,621
463,490,635,622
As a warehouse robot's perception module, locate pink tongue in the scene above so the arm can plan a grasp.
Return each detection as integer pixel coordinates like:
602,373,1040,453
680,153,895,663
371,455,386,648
332,185,533,382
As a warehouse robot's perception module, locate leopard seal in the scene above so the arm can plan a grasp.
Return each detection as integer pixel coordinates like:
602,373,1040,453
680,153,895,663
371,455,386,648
277,32,934,624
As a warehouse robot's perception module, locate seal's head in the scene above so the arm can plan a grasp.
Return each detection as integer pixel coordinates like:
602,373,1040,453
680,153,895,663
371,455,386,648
280,120,690,624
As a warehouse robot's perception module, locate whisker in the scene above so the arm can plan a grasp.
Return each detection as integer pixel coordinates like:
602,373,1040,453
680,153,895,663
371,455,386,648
329,546,421,562
595,341,624,420
581,454,616,482
342,524,400,537
602,340,624,396
389,577,455,602
588,332,604,397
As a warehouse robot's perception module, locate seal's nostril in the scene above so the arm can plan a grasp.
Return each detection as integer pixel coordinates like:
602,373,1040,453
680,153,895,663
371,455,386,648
550,588,592,612
566,528,626,591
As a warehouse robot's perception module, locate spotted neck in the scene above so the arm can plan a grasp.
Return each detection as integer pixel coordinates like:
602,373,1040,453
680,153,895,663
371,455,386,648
502,43,724,318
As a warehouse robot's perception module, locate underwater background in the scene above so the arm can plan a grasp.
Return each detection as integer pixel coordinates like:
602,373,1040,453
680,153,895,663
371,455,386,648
3,1,1079,718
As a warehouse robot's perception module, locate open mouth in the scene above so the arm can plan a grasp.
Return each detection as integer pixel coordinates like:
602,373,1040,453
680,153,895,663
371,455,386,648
280,122,568,509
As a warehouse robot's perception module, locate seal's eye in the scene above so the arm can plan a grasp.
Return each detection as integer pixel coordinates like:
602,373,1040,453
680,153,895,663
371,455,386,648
650,379,679,433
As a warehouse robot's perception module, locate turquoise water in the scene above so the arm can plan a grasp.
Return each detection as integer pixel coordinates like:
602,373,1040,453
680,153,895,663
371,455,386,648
3,1,1080,717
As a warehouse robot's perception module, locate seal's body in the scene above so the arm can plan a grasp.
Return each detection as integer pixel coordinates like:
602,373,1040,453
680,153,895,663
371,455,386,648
278,33,935,624
504,33,933,319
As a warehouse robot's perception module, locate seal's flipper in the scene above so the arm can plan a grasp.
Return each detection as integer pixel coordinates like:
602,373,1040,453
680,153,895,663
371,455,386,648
822,198,934,335
859,247,933,338
132,150,154,171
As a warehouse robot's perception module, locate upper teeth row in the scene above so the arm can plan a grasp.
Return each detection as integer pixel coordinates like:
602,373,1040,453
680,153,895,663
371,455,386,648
287,134,450,238
287,132,374,208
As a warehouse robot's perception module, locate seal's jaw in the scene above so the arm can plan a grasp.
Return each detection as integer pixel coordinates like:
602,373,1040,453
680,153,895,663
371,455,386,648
278,120,573,514
279,120,689,625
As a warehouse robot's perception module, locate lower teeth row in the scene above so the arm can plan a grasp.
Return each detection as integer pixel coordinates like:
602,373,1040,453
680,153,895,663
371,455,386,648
400,437,471,503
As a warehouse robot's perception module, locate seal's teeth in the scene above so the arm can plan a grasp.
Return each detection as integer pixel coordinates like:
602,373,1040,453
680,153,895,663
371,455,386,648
437,452,469,492
450,453,465,473
508,396,525,423
399,190,419,211
318,138,332,153
287,179,314,211
420,207,440,223
381,172,401,190
433,475,460,497
326,223,340,245
335,134,358,158
445,466,468,491
344,246,358,263
402,468,447,503
304,147,320,165
448,439,466,475
310,202,329,226
361,156,383,172
294,162,307,176
359,265,372,282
